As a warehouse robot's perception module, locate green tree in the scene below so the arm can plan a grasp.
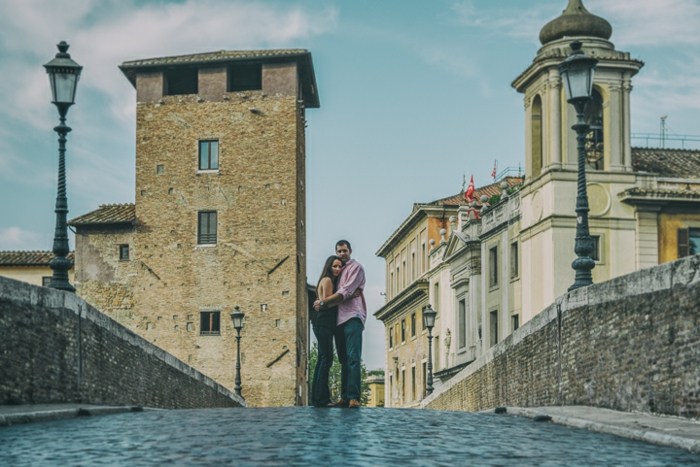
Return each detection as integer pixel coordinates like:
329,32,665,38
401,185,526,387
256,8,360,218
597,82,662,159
309,342,370,405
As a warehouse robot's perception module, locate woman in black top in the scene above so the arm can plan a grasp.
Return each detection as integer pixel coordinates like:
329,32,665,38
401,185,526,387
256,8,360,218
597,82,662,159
311,255,342,407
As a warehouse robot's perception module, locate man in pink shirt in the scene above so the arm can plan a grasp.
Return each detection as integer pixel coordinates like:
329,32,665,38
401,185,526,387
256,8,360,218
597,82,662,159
315,240,366,408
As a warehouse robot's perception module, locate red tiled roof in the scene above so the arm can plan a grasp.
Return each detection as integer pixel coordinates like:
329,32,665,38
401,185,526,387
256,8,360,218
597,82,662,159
425,177,524,208
69,204,135,227
377,177,524,256
632,147,700,178
0,250,74,266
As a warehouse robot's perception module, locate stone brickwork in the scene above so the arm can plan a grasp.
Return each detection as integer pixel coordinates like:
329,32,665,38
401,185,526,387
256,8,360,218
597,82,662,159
132,92,303,408
74,227,137,323
75,56,312,407
424,255,700,418
0,276,243,408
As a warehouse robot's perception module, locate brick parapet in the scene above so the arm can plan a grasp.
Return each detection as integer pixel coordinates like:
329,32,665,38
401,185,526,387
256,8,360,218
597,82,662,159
424,255,700,417
0,276,243,408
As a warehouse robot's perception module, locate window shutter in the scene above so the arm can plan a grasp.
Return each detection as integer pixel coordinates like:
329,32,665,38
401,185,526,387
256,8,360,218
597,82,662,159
678,228,690,258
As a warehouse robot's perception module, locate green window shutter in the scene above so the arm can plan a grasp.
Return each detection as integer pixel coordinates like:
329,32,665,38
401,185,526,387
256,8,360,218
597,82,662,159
678,228,689,258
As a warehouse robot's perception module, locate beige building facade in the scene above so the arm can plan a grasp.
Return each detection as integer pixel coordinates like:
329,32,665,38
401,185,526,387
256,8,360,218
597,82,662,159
375,181,520,407
0,251,74,287
365,373,386,407
376,0,700,408
70,49,319,407
375,197,458,407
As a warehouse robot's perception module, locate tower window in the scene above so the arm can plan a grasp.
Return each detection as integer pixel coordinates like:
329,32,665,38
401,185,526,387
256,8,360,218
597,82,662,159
585,89,604,170
200,311,221,335
228,63,262,91
531,95,543,176
199,140,219,170
119,244,130,261
165,67,198,96
197,211,217,245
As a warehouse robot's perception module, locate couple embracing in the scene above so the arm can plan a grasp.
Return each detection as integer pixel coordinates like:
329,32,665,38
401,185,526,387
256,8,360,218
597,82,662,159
311,240,366,408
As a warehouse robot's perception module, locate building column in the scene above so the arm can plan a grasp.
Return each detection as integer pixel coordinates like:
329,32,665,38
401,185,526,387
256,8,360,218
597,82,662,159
622,76,634,171
608,83,624,171
548,70,562,168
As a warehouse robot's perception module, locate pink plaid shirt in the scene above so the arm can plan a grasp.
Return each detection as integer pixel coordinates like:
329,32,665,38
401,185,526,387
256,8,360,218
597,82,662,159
336,259,367,326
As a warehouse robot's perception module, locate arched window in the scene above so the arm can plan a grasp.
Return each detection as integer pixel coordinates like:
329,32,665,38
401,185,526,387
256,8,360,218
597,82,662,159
531,95,543,176
584,89,604,170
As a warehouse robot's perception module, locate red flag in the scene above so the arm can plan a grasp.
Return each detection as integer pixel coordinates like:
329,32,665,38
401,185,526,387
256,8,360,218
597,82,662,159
491,160,497,180
464,175,475,202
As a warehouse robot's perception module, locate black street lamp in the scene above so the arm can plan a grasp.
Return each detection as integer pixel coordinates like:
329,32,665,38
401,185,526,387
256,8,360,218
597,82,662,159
422,304,437,395
230,306,246,397
559,41,598,291
44,41,82,292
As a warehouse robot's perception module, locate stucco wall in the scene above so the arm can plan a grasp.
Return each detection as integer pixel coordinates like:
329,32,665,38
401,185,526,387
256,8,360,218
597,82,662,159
0,266,74,287
424,254,700,418
0,276,243,408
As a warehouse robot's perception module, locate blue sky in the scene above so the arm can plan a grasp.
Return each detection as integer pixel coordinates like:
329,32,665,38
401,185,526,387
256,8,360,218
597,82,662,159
1,0,699,370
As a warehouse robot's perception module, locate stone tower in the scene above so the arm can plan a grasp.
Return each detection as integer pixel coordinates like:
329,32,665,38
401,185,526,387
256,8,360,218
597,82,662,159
511,0,645,317
72,49,319,407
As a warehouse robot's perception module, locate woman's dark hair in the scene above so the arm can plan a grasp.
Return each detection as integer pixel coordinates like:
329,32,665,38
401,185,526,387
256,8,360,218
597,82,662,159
317,255,342,290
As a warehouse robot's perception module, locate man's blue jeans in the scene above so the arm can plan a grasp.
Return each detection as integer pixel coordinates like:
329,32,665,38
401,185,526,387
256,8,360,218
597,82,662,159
341,318,364,402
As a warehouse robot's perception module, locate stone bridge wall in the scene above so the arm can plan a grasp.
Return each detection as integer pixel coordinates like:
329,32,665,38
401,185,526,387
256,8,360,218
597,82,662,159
424,255,700,418
0,277,243,408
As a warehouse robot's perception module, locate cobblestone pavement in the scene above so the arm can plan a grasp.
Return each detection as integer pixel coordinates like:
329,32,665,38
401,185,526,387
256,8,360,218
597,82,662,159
0,407,699,466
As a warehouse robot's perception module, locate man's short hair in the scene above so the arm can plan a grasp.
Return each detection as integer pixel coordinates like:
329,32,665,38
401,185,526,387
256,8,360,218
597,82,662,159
335,239,352,251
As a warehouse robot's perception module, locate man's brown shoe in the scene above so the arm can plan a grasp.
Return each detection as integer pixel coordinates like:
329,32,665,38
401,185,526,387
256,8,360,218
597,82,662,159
348,399,360,409
328,400,348,408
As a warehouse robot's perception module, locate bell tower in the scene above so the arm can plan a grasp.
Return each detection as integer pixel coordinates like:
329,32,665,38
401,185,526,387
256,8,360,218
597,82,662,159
513,0,643,177
512,0,645,318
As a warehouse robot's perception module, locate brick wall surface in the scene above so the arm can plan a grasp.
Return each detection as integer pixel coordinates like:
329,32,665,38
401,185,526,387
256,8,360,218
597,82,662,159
134,92,302,408
76,87,307,407
425,255,700,418
0,276,243,408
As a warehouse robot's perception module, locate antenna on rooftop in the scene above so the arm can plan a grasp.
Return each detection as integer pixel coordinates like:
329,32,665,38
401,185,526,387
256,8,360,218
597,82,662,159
660,115,668,148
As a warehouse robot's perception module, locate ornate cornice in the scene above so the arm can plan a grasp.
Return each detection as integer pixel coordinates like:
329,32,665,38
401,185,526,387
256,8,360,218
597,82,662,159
374,280,429,322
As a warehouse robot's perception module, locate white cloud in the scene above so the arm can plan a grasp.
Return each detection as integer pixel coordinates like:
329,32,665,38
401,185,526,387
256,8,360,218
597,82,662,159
415,43,478,80
0,227,44,250
590,0,700,47
450,0,554,41
0,0,338,129
0,0,338,198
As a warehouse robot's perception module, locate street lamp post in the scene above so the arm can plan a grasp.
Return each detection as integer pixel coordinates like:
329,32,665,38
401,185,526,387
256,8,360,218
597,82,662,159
422,304,437,395
559,41,598,291
230,306,246,397
44,41,82,292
